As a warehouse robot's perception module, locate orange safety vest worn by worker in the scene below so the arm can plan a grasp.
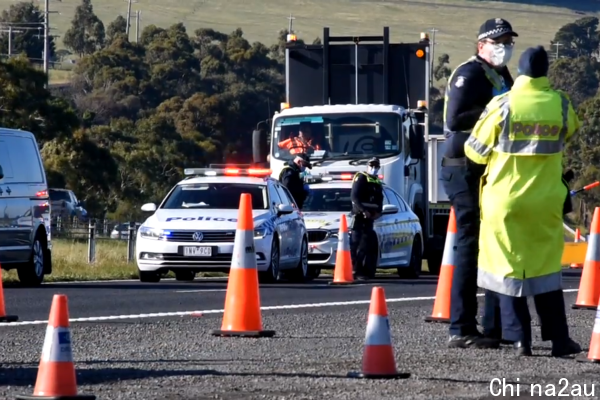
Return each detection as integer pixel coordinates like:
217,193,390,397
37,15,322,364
278,137,321,155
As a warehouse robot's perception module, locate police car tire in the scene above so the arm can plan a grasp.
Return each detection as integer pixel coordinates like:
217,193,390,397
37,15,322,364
286,237,309,282
398,235,422,279
175,270,195,281
259,239,280,283
139,270,161,283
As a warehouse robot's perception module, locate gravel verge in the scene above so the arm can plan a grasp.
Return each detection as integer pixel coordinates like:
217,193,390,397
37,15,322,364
1,292,599,400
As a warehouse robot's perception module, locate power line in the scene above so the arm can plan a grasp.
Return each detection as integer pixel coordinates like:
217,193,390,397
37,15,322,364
124,0,139,37
429,28,438,85
552,42,563,59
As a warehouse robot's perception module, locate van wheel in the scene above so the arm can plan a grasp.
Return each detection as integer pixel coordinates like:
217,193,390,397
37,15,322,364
18,235,46,287
139,270,161,283
175,270,196,282
398,235,422,279
259,239,280,284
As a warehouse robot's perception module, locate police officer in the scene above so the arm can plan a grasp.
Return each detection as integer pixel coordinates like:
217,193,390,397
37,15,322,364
279,153,311,209
350,157,384,280
441,18,518,349
464,46,582,357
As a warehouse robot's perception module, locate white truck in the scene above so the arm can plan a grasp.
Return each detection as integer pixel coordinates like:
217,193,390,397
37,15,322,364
252,27,450,275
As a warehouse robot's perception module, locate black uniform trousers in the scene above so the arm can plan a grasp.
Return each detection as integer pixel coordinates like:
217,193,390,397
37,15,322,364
440,163,502,337
350,215,377,278
497,290,570,343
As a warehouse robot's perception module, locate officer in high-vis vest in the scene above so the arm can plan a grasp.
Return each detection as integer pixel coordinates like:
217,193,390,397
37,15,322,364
279,153,312,209
350,157,383,280
465,46,582,357
441,18,518,350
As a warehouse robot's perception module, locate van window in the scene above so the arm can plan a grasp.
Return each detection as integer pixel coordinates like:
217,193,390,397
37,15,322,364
0,135,44,184
0,141,15,180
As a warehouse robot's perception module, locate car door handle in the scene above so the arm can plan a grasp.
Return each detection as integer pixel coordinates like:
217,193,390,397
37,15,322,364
5,186,10,195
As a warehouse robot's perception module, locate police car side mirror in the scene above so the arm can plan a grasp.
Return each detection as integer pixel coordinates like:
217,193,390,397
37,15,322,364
0,164,4,180
141,203,157,212
277,204,294,215
382,204,399,215
409,123,425,160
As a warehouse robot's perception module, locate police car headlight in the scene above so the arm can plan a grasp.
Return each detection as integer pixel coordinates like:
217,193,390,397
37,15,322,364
327,229,339,239
139,226,164,239
254,228,267,238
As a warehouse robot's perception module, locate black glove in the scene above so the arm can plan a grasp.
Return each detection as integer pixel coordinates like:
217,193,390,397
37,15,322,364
562,176,573,215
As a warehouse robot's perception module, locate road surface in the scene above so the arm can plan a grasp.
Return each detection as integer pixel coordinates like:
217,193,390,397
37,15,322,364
1,271,598,399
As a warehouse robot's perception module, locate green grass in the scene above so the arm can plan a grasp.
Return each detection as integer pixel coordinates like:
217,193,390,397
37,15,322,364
0,0,592,75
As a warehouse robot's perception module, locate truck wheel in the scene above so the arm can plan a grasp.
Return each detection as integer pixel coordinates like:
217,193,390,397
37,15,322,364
175,270,196,282
17,234,47,287
139,270,161,283
398,235,422,279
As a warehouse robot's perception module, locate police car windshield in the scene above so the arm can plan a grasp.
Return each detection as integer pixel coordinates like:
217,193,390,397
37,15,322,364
271,112,401,162
161,183,269,210
302,188,352,212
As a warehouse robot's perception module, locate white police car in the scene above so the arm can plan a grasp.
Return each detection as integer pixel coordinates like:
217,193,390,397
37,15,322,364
136,166,312,283
303,173,424,278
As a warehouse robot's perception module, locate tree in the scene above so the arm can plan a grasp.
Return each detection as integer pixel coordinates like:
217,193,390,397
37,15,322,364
106,15,127,44
551,17,600,58
548,56,599,108
0,2,55,63
63,0,105,57
429,54,452,126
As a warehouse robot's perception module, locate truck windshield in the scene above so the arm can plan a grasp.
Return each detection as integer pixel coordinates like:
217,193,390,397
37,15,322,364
303,188,352,212
271,112,401,162
161,183,269,210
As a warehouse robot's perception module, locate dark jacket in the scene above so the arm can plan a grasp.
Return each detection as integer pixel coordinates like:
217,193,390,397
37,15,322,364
351,172,383,217
444,56,514,159
279,161,307,209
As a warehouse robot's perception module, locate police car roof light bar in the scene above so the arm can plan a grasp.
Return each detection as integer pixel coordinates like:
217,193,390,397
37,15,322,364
318,172,384,181
184,168,272,177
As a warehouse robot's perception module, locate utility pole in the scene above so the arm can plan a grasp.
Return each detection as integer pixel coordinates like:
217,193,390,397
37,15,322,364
125,0,139,37
552,42,563,60
135,10,141,42
43,0,49,76
0,26,25,57
429,28,438,85
287,13,295,34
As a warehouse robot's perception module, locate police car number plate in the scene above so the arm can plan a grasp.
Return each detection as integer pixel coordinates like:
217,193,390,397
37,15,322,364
183,246,212,257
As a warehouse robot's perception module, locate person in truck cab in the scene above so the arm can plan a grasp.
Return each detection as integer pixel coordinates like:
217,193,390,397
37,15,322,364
440,17,518,350
278,153,312,209
278,122,322,155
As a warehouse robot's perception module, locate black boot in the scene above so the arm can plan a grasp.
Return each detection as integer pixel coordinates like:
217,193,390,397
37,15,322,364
551,338,582,357
513,341,532,356
448,333,500,349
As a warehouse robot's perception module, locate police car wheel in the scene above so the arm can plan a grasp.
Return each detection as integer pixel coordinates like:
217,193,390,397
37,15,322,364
259,239,280,283
285,237,309,282
398,235,422,279
175,270,196,282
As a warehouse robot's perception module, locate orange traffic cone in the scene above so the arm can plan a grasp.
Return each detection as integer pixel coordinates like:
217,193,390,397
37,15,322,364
572,207,600,310
210,193,275,338
576,305,600,363
0,268,17,322
571,228,584,269
16,294,95,400
424,207,457,323
348,287,410,379
328,214,355,286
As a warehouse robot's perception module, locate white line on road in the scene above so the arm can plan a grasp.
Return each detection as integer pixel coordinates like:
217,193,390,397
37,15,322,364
0,289,580,327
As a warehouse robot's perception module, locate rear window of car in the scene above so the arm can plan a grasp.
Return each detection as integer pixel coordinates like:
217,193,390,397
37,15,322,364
303,188,352,212
161,183,269,210
49,190,70,202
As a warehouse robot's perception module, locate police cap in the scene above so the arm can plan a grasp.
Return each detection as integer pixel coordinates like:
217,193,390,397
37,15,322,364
478,18,518,41
367,157,380,168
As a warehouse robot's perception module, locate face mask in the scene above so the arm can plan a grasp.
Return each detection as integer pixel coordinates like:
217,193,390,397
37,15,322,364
488,43,513,68
367,167,380,176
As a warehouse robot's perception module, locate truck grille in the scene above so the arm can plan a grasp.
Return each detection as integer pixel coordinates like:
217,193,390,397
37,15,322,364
307,230,329,243
163,230,236,243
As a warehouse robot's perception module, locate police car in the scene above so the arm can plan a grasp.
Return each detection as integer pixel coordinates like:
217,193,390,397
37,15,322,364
136,166,312,283
303,172,424,278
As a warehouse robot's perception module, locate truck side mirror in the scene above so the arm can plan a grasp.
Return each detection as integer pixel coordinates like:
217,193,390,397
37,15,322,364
409,123,425,160
252,128,268,164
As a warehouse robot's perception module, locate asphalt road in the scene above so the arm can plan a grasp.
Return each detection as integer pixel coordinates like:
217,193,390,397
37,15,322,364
1,270,599,400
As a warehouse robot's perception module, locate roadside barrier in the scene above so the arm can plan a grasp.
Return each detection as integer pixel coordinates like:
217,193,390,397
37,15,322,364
348,286,410,379
424,206,456,323
16,294,96,400
210,193,275,338
329,214,355,286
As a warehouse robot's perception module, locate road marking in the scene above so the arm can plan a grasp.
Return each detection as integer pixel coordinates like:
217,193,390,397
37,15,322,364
175,289,228,293
0,289,580,327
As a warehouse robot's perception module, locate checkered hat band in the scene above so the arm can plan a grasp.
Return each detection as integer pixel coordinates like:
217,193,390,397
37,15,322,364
478,27,510,41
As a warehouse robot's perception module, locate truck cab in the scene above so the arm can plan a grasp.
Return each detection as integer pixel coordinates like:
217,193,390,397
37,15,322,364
252,27,450,275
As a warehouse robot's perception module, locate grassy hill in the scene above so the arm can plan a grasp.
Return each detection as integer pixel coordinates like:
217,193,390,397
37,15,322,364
2,0,597,81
